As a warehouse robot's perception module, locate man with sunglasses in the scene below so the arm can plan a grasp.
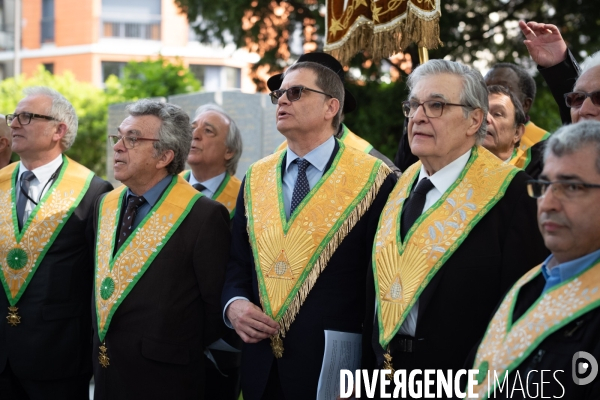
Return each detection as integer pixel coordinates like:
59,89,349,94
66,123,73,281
464,120,600,399
92,99,230,399
519,20,600,125
269,52,401,176
366,60,548,397
222,61,396,399
0,87,112,399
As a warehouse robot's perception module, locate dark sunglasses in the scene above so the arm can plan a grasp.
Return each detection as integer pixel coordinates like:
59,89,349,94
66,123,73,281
269,86,333,104
564,91,600,108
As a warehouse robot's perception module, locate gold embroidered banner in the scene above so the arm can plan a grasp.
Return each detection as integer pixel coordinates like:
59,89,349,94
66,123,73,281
324,0,442,64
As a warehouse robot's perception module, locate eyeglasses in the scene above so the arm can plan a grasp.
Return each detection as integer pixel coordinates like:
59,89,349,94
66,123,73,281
108,134,160,149
269,86,333,105
526,179,600,200
6,112,58,126
401,100,471,118
564,91,600,108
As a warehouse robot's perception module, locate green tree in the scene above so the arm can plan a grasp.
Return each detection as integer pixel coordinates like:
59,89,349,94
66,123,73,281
0,66,110,176
107,56,201,100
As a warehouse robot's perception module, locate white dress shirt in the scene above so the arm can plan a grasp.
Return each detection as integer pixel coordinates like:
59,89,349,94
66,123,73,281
189,171,226,199
397,149,472,336
16,155,63,224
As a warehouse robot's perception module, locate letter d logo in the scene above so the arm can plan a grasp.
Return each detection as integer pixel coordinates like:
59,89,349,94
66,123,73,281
572,351,598,385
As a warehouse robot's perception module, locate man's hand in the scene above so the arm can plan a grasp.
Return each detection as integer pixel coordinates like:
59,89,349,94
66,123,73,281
226,299,279,343
519,20,568,68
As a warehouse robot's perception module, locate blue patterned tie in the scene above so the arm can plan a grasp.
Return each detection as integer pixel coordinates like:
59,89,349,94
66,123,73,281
17,171,36,229
290,158,311,215
116,195,146,251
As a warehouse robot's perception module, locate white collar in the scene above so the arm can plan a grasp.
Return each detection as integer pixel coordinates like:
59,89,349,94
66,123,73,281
418,149,472,194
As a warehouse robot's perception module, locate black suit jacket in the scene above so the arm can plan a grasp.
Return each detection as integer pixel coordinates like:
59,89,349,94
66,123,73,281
0,173,112,380
222,144,397,400
538,49,581,125
92,192,231,400
366,171,549,397
463,271,600,399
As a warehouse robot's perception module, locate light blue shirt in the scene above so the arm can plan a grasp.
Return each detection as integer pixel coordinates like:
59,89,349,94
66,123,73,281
189,171,226,199
541,248,600,293
126,175,173,229
282,135,336,219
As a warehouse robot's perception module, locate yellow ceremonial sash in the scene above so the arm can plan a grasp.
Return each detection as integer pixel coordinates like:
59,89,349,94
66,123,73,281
275,125,373,154
468,258,600,399
510,121,550,169
95,176,200,342
0,156,94,307
246,142,390,356
180,170,240,218
373,147,519,348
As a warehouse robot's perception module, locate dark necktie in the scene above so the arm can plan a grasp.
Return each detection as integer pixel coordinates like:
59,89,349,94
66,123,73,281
290,158,311,215
116,195,146,251
17,171,36,230
192,183,206,192
400,178,435,240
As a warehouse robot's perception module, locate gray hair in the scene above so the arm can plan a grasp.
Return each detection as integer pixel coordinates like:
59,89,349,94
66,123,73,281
581,50,600,74
194,104,243,175
407,59,489,145
127,99,191,175
23,86,78,150
544,120,600,173
283,61,345,130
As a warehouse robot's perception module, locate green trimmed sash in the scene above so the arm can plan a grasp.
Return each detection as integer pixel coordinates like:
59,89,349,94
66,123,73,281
0,156,94,310
95,176,200,342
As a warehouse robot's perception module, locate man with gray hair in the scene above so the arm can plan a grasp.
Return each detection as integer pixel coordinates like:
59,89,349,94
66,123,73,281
92,99,231,399
0,87,112,398
183,103,243,219
182,103,243,399
222,61,396,399
465,120,600,399
0,114,13,168
367,60,547,396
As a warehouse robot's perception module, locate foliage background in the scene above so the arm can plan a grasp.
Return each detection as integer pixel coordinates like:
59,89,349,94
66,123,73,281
1,59,201,177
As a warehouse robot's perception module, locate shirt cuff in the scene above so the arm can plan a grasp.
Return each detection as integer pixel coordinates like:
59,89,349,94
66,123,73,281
223,296,249,329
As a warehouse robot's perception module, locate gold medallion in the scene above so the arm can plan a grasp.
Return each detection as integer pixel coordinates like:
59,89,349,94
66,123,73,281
383,351,395,379
99,343,110,368
6,306,21,326
270,334,284,358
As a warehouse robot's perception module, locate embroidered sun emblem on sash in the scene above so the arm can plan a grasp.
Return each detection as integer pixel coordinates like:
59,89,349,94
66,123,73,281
267,250,295,280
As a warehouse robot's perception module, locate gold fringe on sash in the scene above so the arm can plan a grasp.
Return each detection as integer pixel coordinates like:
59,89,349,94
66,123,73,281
249,166,390,353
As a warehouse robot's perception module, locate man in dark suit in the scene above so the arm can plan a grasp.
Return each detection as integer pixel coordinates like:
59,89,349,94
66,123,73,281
222,61,396,399
465,120,600,399
367,60,548,398
183,103,243,399
92,99,230,399
0,87,112,399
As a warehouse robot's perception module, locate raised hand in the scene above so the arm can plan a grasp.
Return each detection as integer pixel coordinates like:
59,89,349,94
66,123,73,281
519,20,568,68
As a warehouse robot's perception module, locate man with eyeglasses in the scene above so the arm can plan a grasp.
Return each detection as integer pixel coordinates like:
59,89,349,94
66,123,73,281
464,120,600,399
0,87,112,399
221,61,396,399
269,52,401,176
93,99,231,399
519,20,600,125
366,60,548,397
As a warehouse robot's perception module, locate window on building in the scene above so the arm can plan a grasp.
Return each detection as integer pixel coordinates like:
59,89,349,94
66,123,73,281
189,65,241,91
41,0,54,43
42,63,54,74
101,0,161,40
102,61,127,82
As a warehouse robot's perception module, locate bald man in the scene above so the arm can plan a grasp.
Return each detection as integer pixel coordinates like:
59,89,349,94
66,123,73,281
0,114,13,169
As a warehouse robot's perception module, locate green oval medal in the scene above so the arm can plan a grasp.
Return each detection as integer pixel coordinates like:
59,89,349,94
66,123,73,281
7,248,28,270
100,277,115,300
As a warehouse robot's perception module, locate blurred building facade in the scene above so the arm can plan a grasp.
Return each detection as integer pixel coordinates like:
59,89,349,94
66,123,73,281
0,0,258,92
